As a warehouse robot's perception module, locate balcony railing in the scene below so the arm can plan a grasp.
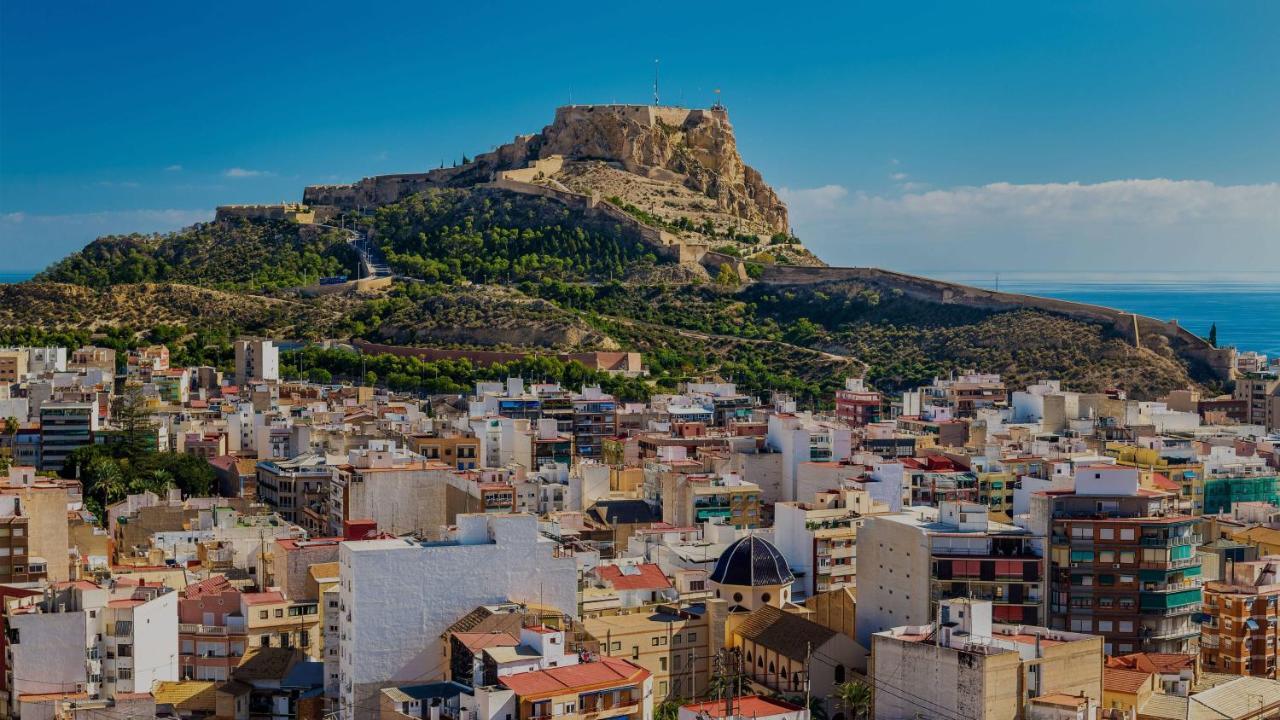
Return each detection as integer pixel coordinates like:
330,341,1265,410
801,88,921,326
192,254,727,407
1140,534,1201,547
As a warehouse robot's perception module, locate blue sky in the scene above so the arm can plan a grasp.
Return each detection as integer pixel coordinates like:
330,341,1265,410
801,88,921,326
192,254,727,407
2,1,1277,273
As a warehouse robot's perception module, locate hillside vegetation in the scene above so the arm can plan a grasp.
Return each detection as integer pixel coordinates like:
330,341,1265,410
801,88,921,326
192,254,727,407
37,220,358,292
375,188,667,283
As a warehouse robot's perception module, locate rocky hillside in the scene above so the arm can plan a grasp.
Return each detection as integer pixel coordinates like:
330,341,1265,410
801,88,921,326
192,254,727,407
10,102,1220,403
36,220,357,291
0,282,347,338
531,106,788,234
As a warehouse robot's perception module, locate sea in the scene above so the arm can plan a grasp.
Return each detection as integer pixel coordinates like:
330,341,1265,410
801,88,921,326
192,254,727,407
3,269,1277,355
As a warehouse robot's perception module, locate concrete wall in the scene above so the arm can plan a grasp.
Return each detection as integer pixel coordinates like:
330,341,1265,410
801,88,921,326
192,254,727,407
339,515,577,719
855,515,931,649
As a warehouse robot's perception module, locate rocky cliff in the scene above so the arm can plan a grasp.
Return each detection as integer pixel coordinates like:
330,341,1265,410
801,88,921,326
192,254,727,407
303,105,789,236
531,106,788,234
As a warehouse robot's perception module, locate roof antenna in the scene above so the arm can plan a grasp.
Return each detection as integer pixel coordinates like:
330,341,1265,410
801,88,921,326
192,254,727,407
653,59,660,106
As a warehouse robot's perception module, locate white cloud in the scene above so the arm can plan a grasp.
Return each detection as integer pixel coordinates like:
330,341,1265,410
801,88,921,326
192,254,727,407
164,164,183,172
0,209,214,270
778,184,848,211
890,172,909,181
223,167,272,178
784,178,1280,272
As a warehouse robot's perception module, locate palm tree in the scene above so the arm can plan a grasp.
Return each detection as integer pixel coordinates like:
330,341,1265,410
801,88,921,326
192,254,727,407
832,680,872,720
1,416,18,472
655,699,681,720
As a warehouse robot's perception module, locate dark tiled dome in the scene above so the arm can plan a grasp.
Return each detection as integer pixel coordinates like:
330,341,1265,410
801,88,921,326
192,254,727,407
710,535,794,587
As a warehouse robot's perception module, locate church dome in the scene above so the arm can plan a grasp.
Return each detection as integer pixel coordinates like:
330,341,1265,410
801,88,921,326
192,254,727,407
710,535,794,587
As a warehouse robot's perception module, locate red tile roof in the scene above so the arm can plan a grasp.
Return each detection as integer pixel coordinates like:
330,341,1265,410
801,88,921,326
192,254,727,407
682,696,803,719
184,575,234,599
242,591,285,606
1107,652,1197,675
594,563,672,592
1150,473,1180,492
499,657,649,698
1103,667,1153,694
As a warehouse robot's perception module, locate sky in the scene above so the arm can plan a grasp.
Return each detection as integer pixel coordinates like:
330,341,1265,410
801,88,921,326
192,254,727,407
1,1,1277,274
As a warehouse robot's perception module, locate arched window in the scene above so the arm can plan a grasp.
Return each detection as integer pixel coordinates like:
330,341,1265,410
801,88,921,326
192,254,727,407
835,665,846,684
768,661,775,675
757,655,764,668
746,651,753,664
792,672,802,690
715,589,721,598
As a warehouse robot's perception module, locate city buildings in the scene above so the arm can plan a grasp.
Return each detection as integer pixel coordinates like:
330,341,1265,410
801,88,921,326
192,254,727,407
234,339,280,386
870,598,1103,720
856,501,1045,647
1200,555,1280,677
337,514,578,719
1033,466,1202,654
774,487,881,597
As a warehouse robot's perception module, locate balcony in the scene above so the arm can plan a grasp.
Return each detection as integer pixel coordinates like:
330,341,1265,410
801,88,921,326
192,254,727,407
1140,534,1201,547
1139,557,1201,570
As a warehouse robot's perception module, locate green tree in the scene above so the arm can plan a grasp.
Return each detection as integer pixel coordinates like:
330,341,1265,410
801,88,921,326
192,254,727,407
1208,322,1218,347
654,700,681,720
0,416,18,473
832,680,872,720
715,263,741,287
113,385,157,460
307,367,333,384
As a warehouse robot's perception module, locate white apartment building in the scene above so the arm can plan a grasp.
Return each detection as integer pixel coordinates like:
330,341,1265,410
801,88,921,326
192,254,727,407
6,579,178,715
329,441,453,537
765,404,852,502
337,513,578,719
774,487,885,598
234,339,279,385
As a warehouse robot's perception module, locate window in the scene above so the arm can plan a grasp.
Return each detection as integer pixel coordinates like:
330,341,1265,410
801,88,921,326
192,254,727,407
1071,526,1092,538
117,644,133,658
659,657,667,671
1119,621,1134,633
262,635,271,647
275,609,284,618
687,632,696,643
1099,528,1115,540
1120,529,1135,540
259,610,269,620
118,668,132,680
611,641,621,651
1097,620,1114,632
1119,551,1136,564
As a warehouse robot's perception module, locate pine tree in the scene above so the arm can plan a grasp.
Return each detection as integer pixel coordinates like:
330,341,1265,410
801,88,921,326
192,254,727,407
113,385,156,460
1208,323,1218,347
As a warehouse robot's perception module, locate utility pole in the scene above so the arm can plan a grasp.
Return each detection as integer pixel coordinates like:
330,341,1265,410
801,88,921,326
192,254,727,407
804,641,812,719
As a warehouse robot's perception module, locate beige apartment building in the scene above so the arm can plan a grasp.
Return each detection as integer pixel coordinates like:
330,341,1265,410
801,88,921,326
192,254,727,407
241,589,321,659
871,598,1104,720
581,604,711,701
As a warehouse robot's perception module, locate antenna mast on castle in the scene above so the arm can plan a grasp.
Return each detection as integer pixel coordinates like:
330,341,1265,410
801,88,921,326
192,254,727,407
653,58,660,105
